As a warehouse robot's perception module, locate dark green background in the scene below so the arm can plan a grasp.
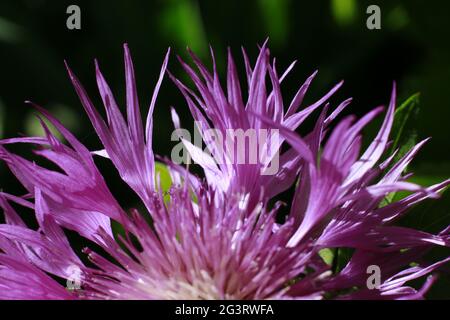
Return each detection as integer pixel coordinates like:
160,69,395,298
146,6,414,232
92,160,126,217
0,0,449,298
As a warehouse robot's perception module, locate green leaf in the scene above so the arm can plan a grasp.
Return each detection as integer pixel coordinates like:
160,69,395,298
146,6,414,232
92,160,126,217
319,247,354,274
319,248,335,266
379,93,421,206
332,248,354,273
112,162,173,247
380,133,418,206
398,181,450,234
391,92,420,154
155,162,172,203
388,173,448,204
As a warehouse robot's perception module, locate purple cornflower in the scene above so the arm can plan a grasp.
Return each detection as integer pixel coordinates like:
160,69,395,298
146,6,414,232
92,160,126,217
0,43,449,300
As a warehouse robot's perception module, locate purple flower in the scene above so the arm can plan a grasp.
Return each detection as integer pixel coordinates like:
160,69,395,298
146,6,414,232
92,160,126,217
0,43,449,300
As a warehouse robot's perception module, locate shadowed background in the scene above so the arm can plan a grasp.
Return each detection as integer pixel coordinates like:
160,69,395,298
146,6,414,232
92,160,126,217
0,0,449,298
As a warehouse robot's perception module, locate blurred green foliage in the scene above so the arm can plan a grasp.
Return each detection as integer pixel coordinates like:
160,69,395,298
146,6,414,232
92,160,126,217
159,0,207,55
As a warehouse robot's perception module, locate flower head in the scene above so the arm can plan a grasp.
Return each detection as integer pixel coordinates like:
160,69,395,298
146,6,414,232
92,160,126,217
0,43,449,300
